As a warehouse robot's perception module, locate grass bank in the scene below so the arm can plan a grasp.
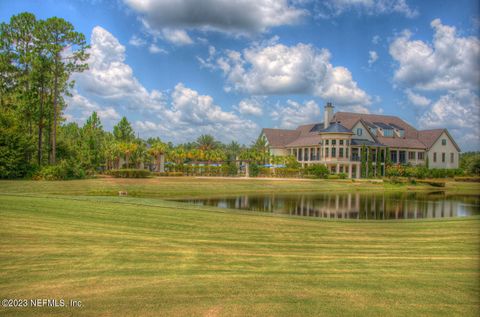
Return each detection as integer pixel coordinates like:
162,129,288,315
0,177,479,199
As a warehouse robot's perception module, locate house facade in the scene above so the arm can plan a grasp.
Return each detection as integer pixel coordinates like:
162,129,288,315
261,103,460,178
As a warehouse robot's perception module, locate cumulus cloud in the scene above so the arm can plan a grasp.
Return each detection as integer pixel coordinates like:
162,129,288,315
65,90,121,124
368,50,378,66
404,89,430,107
69,26,258,143
390,19,480,91
236,98,263,116
123,0,306,41
74,26,166,112
214,42,371,108
272,99,321,128
390,19,480,150
419,90,480,149
316,0,418,18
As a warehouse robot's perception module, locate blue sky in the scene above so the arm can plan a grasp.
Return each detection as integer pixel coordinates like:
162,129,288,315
1,0,479,149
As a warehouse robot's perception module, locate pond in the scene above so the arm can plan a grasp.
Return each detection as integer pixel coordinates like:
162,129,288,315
175,192,480,220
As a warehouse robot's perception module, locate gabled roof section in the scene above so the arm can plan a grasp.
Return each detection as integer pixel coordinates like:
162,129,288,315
377,136,426,149
418,129,461,151
262,128,300,148
286,134,323,147
296,123,317,136
333,112,418,139
321,122,352,133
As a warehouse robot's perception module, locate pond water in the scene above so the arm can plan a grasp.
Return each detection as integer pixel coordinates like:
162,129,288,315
175,192,480,220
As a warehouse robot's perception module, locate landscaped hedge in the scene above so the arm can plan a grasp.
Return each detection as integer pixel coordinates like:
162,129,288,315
417,179,446,187
386,165,464,179
170,164,238,176
153,172,184,177
454,176,480,182
274,168,303,178
109,169,150,178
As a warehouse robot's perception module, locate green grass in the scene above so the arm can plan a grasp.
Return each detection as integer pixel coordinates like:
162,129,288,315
0,178,479,316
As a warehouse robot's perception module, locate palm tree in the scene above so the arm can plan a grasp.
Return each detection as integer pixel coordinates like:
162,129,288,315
105,141,122,170
226,141,241,161
195,134,218,151
253,135,269,164
148,141,168,172
119,142,138,168
132,141,147,169
169,146,187,165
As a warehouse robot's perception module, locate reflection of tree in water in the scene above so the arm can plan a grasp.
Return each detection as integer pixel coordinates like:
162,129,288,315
184,192,480,220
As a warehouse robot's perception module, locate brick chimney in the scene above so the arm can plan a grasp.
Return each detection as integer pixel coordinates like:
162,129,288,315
324,102,334,129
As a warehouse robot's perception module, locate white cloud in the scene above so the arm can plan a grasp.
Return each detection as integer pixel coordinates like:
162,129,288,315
419,90,480,150
404,89,430,107
215,42,371,108
74,26,166,113
148,44,167,54
160,28,193,45
368,50,378,66
66,90,121,124
272,99,321,128
128,35,146,47
123,0,306,41
316,0,418,18
372,35,381,44
97,107,121,121
390,19,480,91
237,99,263,116
390,19,480,150
68,26,259,143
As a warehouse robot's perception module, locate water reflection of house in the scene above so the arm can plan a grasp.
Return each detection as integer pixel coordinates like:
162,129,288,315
196,194,477,220
288,193,463,219
260,103,461,178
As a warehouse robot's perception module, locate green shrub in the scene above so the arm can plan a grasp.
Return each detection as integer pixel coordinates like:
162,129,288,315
249,163,260,177
34,160,85,180
224,163,238,176
305,164,329,179
338,173,348,179
327,174,340,179
109,169,150,178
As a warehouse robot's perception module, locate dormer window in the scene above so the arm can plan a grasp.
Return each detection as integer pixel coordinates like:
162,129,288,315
398,130,405,137
383,129,394,137
356,128,362,136
369,127,376,135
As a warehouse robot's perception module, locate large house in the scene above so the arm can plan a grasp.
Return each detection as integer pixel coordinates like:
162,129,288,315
261,103,460,178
